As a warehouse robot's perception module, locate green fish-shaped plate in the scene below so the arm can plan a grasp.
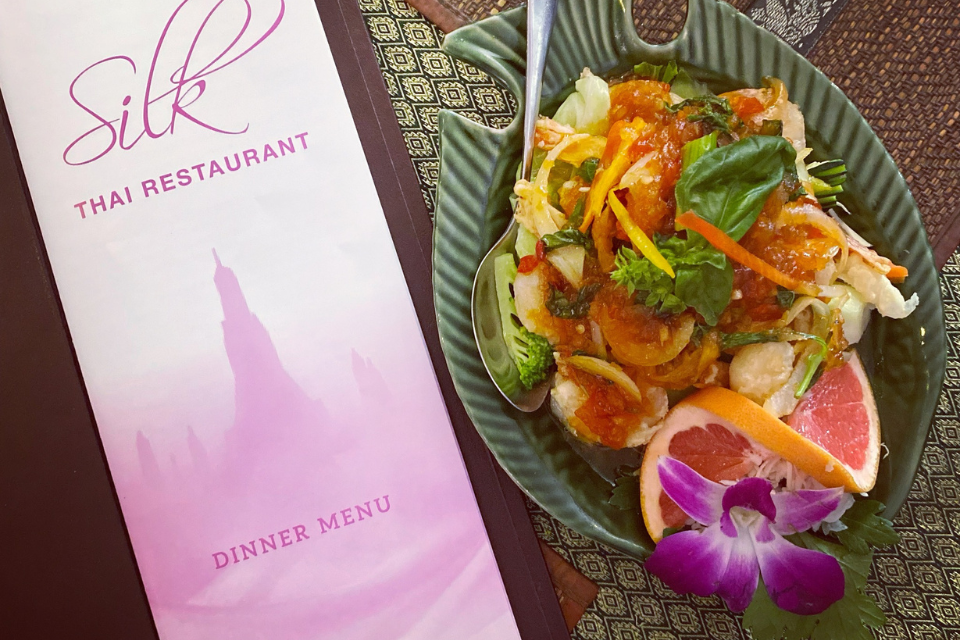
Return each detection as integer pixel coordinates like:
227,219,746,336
432,0,945,557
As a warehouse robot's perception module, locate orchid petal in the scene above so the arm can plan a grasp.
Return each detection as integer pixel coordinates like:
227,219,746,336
645,523,759,612
657,457,726,526
719,476,776,536
771,487,853,535
753,524,845,615
721,477,776,520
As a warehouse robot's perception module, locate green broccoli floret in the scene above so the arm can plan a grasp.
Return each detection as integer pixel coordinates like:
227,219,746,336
494,253,555,389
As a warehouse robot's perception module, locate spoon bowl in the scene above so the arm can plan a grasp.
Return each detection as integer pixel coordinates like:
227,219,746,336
470,0,558,412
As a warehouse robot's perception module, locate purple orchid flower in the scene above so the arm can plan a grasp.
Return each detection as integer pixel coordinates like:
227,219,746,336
645,457,854,615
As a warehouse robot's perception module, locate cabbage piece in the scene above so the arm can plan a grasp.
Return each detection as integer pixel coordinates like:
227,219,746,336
513,265,559,342
838,254,918,319
546,245,586,288
553,69,610,136
837,285,871,344
516,225,539,257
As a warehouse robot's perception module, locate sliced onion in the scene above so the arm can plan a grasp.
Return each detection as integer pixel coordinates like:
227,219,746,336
565,355,646,404
782,296,821,326
828,208,873,248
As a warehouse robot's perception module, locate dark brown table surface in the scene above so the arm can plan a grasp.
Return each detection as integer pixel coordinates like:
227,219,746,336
357,0,960,637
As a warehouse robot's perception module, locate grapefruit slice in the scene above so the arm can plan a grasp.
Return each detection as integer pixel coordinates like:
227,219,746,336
640,353,880,542
786,352,880,491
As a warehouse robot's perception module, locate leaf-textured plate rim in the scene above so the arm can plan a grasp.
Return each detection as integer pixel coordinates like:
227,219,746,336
433,0,946,558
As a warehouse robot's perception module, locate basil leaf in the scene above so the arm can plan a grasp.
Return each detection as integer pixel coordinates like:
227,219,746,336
674,259,733,327
660,234,727,270
576,157,600,183
541,228,592,251
547,160,575,206
612,238,733,324
675,135,797,241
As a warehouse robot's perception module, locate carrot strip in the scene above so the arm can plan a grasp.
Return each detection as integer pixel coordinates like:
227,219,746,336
885,264,908,282
676,211,820,297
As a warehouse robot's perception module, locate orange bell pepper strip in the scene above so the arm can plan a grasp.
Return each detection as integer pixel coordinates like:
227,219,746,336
578,119,645,234
675,211,820,297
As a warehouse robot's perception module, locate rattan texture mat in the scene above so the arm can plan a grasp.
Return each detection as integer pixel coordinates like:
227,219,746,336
357,0,960,636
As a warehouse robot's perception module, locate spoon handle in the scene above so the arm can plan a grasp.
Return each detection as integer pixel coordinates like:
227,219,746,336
521,0,558,181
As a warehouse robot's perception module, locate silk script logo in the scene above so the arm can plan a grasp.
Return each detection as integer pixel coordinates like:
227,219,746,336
63,0,285,167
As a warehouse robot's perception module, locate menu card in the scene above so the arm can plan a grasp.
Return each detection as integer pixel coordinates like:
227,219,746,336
0,1,521,638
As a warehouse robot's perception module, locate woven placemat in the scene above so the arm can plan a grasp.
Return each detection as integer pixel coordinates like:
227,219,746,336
358,0,960,636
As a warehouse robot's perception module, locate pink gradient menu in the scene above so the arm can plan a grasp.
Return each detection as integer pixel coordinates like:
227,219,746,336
0,1,521,638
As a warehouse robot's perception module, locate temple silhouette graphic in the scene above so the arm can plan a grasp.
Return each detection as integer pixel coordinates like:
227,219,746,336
213,249,332,485
129,252,371,603
120,253,510,640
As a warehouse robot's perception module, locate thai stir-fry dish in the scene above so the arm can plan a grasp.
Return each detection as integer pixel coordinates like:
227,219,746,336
494,62,915,635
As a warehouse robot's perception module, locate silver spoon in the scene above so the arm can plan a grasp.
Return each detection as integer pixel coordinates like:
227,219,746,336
471,0,558,412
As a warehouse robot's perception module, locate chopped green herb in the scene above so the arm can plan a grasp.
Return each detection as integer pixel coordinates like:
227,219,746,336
759,119,783,136
777,286,796,309
667,96,735,133
789,185,808,201
546,160,576,206
545,283,601,319
720,329,825,351
566,197,586,229
721,331,784,350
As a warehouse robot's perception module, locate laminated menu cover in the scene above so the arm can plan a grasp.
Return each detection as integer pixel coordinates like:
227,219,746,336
0,1,550,638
